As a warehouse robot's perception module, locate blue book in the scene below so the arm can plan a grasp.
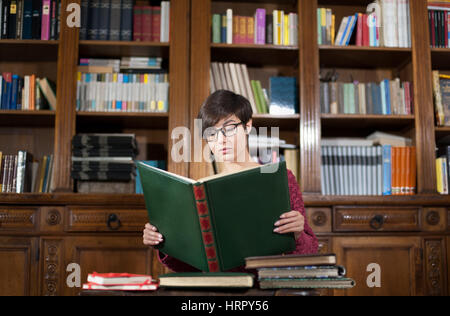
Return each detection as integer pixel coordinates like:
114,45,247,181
88,0,100,40
10,75,19,110
384,79,391,114
269,77,298,115
0,75,3,109
80,0,89,40
382,145,392,195
120,0,133,41
221,14,226,43
4,76,12,110
343,14,358,46
22,0,33,39
339,16,351,46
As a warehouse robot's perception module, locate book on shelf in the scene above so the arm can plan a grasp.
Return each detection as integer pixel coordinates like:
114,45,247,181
257,265,346,279
212,8,297,46
0,151,53,194
320,78,413,115
0,0,61,40
432,71,450,126
366,131,413,147
428,1,450,48
210,62,298,116
82,272,158,291
158,272,254,289
0,73,56,111
321,0,411,48
436,145,450,195
80,0,170,42
258,277,355,290
245,253,336,269
320,140,416,196
136,160,296,272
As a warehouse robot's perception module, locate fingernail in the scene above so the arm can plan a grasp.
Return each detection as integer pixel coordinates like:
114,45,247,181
273,228,279,232
274,221,280,226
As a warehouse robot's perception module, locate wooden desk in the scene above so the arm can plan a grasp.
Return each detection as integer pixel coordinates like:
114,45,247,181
80,288,322,296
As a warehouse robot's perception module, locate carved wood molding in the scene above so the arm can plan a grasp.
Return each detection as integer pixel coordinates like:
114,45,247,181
0,208,36,231
41,239,63,296
424,239,445,296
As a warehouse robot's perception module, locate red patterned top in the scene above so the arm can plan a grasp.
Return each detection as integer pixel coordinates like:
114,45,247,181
157,169,318,272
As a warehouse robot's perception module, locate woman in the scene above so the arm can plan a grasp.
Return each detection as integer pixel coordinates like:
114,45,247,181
143,90,318,272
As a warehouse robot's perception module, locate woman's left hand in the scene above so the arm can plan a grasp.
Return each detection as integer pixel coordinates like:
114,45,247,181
274,210,305,240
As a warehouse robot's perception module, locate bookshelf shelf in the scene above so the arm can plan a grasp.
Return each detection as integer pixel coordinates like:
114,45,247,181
211,43,298,66
79,41,170,59
0,110,56,127
319,45,412,69
0,40,59,61
76,111,169,130
252,114,300,130
321,114,415,131
431,48,450,70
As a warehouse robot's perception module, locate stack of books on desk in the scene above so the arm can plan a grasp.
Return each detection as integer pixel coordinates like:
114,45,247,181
82,272,158,291
245,253,355,290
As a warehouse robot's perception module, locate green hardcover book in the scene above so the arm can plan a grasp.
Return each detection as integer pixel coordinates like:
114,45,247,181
251,80,263,114
255,80,268,113
159,272,254,288
136,161,296,272
212,14,221,44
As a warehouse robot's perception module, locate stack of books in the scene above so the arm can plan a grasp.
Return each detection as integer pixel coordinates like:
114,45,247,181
432,71,450,126
82,272,158,291
321,134,416,196
0,0,61,40
245,253,355,290
320,78,413,115
212,8,298,46
321,0,411,48
76,57,169,113
71,134,138,192
210,62,298,115
80,0,170,42
0,73,56,111
0,151,53,194
436,145,450,195
428,1,450,48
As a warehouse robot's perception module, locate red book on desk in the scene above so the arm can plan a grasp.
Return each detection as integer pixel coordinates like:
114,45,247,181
83,272,158,291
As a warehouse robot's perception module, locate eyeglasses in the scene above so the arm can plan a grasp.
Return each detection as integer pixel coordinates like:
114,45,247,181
204,122,245,142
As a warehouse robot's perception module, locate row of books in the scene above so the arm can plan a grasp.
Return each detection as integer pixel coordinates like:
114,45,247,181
436,145,450,194
0,73,56,110
79,57,164,72
71,133,137,182
76,72,169,113
432,71,450,126
210,62,298,115
428,1,450,48
321,0,411,48
212,9,298,46
0,0,60,40
320,79,413,115
80,0,170,42
0,151,53,193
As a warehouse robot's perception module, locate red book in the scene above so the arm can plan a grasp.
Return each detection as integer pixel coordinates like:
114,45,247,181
431,10,436,47
152,6,161,42
141,6,152,41
445,11,448,48
233,16,239,44
87,272,154,285
41,0,51,40
356,13,363,46
133,6,143,41
362,14,370,46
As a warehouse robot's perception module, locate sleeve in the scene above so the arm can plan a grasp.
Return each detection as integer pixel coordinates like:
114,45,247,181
286,169,319,255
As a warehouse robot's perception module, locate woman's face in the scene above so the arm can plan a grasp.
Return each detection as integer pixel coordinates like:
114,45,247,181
205,114,252,163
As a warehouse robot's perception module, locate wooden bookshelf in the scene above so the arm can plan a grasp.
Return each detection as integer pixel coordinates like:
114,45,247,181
78,40,170,58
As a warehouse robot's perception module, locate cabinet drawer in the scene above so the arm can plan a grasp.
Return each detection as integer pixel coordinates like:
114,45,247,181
0,207,37,232
66,207,148,232
333,207,421,232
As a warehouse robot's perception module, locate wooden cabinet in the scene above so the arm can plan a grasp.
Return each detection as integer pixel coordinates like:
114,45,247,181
0,237,39,296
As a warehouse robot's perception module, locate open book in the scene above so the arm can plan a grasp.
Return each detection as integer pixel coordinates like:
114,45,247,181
136,161,296,272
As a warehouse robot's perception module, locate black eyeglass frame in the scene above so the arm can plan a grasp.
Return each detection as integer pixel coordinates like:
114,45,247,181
204,121,246,142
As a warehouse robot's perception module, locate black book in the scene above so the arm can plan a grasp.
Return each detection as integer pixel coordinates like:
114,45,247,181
80,0,89,40
32,0,42,39
266,14,273,45
120,0,132,41
7,0,16,39
98,0,110,40
109,0,121,41
71,171,134,181
1,0,10,39
88,0,100,40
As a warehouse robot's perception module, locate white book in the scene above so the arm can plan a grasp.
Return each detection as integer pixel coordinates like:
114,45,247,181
161,1,170,42
377,146,383,196
24,76,30,110
406,0,411,47
332,147,339,195
320,148,327,195
235,63,247,99
382,0,398,47
345,146,352,195
371,147,377,195
241,64,258,113
362,147,368,195
322,138,374,146
326,146,335,195
227,9,233,44
220,62,232,91
273,10,279,45
228,63,241,95
211,62,221,90
337,147,345,195
356,147,363,195
335,16,349,46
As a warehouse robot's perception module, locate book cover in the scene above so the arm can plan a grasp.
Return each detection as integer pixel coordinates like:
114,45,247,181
269,77,298,115
137,161,296,272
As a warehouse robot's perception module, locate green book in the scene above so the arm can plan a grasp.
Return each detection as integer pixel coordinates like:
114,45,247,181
136,161,296,272
251,80,263,114
212,14,221,44
255,80,268,113
159,272,254,288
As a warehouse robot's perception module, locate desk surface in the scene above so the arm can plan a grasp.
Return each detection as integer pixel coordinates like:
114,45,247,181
80,288,322,296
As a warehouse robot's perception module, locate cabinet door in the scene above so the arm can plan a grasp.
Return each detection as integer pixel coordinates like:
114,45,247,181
63,236,164,296
332,237,423,296
0,237,39,296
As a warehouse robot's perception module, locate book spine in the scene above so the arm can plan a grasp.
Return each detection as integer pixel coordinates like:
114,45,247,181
152,6,160,42
120,0,133,41
256,8,265,45
98,0,110,41
109,0,121,41
192,183,220,272
41,0,50,40
382,145,392,195
7,0,16,39
133,5,142,41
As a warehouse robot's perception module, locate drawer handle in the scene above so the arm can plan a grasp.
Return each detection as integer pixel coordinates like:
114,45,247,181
107,213,122,231
370,215,384,230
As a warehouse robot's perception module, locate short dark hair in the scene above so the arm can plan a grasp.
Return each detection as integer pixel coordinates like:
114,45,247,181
197,90,253,137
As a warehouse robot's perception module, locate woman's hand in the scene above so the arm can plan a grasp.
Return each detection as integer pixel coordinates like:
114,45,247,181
274,210,305,240
143,223,164,247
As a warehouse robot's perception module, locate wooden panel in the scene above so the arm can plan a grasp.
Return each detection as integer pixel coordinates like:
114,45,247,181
410,0,437,194
52,0,79,192
0,237,38,296
65,207,147,232
421,208,447,232
306,207,332,233
39,207,64,233
333,206,421,232
447,237,450,296
299,0,321,193
333,237,423,296
423,238,448,296
39,239,64,296
0,207,37,232
63,236,159,296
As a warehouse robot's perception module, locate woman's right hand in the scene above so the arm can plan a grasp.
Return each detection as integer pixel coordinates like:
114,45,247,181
143,223,164,247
